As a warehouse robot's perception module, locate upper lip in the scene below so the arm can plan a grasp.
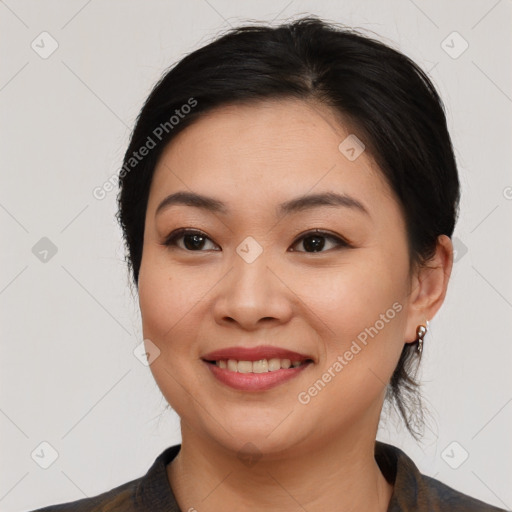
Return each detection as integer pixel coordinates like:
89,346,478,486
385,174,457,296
202,345,314,362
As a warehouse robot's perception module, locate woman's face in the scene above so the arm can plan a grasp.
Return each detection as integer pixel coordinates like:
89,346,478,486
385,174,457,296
138,98,424,455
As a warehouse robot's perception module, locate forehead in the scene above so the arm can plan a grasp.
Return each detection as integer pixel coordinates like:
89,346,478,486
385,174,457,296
148,98,396,216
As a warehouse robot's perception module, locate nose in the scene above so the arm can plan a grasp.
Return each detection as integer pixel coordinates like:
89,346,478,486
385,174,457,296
212,249,293,331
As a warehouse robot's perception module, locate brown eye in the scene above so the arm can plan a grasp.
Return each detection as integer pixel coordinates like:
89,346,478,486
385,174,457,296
162,229,219,251
290,229,350,253
162,228,350,253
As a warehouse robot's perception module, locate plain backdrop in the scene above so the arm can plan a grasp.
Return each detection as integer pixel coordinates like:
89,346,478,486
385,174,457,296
1,1,511,511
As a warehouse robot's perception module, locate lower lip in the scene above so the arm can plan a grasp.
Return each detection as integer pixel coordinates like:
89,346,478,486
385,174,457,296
204,361,312,391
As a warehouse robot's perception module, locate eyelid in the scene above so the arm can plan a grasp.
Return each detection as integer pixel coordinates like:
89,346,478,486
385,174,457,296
293,228,350,243
162,227,352,252
290,228,351,251
162,228,219,250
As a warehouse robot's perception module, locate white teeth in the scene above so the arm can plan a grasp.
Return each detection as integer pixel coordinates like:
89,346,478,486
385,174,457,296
237,361,252,373
253,359,269,373
268,358,281,371
214,358,307,372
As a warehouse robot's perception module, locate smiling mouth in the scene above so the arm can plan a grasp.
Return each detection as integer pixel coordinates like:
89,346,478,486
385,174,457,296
203,358,314,373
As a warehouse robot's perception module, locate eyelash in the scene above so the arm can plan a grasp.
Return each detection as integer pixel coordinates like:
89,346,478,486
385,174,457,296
161,228,351,253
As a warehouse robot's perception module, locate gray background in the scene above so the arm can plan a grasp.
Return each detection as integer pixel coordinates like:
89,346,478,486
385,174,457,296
1,0,511,510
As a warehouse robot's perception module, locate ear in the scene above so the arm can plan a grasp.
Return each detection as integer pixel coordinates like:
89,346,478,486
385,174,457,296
404,235,454,344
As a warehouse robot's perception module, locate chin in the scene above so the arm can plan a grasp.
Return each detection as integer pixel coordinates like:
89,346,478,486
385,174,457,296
203,419,310,457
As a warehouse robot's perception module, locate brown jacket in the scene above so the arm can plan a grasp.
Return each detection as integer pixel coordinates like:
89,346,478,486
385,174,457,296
27,441,507,511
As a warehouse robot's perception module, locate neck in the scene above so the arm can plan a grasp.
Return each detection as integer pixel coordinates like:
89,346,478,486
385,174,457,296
167,423,393,512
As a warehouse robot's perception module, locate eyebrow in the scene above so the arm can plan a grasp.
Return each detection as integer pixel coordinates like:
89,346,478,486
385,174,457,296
155,191,370,218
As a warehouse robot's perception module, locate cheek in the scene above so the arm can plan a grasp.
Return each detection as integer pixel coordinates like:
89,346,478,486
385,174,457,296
298,249,407,335
138,247,200,342
138,252,209,418
299,250,409,405
138,262,172,340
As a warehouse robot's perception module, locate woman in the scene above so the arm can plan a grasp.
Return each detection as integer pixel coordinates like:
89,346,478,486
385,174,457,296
29,15,506,512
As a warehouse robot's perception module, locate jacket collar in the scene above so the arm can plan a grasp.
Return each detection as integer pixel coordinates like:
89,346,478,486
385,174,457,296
135,441,430,511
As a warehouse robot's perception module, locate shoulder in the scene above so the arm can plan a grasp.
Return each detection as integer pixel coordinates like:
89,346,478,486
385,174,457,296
418,473,507,512
375,441,507,511
24,478,140,512
24,444,182,512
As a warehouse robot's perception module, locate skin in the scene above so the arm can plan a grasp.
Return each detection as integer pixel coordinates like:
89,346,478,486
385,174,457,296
137,98,453,511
